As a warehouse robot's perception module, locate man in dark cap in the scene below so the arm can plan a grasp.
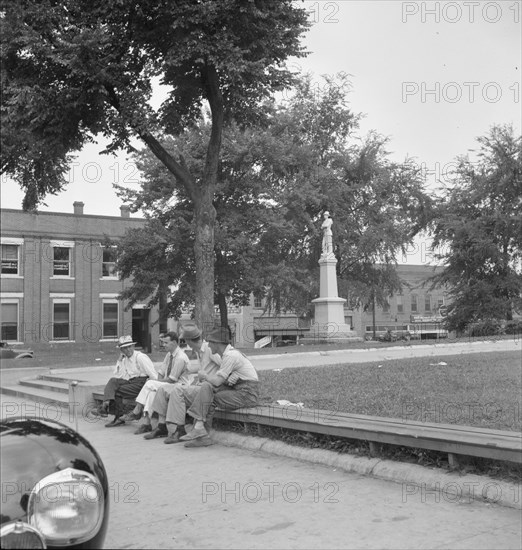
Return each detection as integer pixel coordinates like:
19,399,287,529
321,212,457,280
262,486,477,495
180,326,259,447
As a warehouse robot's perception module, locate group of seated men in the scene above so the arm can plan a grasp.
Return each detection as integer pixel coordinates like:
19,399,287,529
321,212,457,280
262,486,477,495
93,324,259,448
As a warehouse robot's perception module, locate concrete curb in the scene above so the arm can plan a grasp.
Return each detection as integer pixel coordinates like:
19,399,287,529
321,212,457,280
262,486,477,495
211,430,521,511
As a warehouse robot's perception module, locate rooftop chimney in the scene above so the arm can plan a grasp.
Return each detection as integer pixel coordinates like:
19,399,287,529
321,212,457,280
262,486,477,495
120,205,131,218
73,201,84,215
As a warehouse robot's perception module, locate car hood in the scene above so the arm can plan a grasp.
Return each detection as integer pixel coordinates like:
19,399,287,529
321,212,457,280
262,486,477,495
0,418,108,525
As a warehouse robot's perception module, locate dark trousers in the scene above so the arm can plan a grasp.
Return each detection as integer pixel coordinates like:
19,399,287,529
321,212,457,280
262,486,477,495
103,377,148,418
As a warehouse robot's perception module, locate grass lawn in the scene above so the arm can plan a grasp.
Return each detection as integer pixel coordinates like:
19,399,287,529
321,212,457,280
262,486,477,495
257,351,522,432
215,349,521,481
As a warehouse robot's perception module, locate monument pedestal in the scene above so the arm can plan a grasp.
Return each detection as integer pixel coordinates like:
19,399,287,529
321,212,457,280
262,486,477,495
301,253,362,344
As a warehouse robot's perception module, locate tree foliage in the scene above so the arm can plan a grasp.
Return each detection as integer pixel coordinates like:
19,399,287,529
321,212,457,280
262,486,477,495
254,74,429,314
115,121,280,326
429,124,522,331
115,73,430,327
1,0,309,329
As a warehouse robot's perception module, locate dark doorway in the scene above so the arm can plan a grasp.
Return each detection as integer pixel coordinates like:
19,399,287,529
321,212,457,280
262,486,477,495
132,308,151,352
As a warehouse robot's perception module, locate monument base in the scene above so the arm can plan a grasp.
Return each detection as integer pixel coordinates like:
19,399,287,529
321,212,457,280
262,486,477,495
299,322,363,345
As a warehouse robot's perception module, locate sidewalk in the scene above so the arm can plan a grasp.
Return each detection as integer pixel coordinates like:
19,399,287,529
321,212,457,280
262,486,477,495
1,394,520,549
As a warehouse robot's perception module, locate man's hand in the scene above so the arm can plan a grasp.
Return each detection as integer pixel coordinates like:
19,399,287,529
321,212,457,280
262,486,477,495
197,370,207,382
226,372,240,386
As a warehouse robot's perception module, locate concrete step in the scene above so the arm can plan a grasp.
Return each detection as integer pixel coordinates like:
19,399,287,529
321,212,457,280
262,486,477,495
37,374,89,384
19,378,70,394
0,384,69,408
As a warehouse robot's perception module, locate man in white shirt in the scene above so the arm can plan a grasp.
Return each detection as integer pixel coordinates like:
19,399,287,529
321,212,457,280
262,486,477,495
125,331,191,434
96,335,158,428
146,323,221,443
180,326,259,447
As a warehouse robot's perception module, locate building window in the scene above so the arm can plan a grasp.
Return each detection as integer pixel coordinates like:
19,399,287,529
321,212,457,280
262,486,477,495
254,296,263,308
437,297,445,309
382,300,390,313
102,247,118,278
1,244,20,275
53,247,72,277
411,295,418,313
396,295,404,313
103,302,118,338
53,301,71,340
424,295,431,312
1,302,18,341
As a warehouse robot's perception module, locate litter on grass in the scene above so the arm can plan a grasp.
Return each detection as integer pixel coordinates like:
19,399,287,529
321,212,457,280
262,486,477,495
276,399,304,407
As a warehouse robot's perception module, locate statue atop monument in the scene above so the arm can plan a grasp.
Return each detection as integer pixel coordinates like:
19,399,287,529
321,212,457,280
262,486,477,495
321,211,333,255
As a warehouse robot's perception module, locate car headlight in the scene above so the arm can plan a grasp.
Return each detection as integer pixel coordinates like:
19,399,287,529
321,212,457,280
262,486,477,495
27,468,104,547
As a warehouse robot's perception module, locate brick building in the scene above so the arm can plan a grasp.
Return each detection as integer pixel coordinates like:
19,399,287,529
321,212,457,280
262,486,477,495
355,264,448,339
2,202,448,352
1,203,160,353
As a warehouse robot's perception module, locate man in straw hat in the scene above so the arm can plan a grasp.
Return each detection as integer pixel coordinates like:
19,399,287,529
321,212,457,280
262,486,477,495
179,326,259,447
94,335,158,428
145,322,221,444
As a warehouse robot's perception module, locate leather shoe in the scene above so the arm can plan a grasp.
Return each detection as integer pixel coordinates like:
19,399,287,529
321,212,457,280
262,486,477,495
164,432,182,444
134,424,152,435
105,418,125,428
184,436,214,448
121,411,142,422
180,427,207,441
143,425,167,440
185,422,211,433
91,405,108,418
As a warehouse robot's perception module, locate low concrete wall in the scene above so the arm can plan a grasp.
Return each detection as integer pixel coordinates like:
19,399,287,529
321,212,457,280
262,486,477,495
68,382,104,418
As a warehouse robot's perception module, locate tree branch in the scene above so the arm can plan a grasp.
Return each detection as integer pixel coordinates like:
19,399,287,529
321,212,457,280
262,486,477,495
202,63,224,186
103,83,198,201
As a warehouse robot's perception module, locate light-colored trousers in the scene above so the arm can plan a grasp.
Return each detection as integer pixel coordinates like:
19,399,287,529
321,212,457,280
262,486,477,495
136,380,173,413
150,383,197,425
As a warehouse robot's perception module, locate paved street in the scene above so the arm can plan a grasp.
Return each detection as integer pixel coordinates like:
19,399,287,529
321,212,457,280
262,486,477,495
1,394,521,550
249,338,521,371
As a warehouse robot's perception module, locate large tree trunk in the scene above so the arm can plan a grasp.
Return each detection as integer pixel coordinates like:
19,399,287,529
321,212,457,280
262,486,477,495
216,290,229,330
194,189,217,334
134,63,223,337
372,290,376,340
194,63,224,336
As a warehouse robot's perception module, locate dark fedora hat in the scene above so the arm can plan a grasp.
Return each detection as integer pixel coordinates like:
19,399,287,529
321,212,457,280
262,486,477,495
181,323,202,341
206,327,230,345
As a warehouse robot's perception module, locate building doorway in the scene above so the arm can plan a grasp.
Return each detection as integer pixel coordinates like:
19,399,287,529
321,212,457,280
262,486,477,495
132,307,151,352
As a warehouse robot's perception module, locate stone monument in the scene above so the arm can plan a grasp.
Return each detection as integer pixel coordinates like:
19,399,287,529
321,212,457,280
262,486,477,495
302,211,362,343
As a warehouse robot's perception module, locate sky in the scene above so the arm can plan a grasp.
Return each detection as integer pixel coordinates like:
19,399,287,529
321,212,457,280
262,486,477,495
1,0,521,262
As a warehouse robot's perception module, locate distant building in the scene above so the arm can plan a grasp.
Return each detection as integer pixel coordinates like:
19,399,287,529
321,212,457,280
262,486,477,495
174,264,449,348
1,203,160,353
2,203,449,352
354,264,449,340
